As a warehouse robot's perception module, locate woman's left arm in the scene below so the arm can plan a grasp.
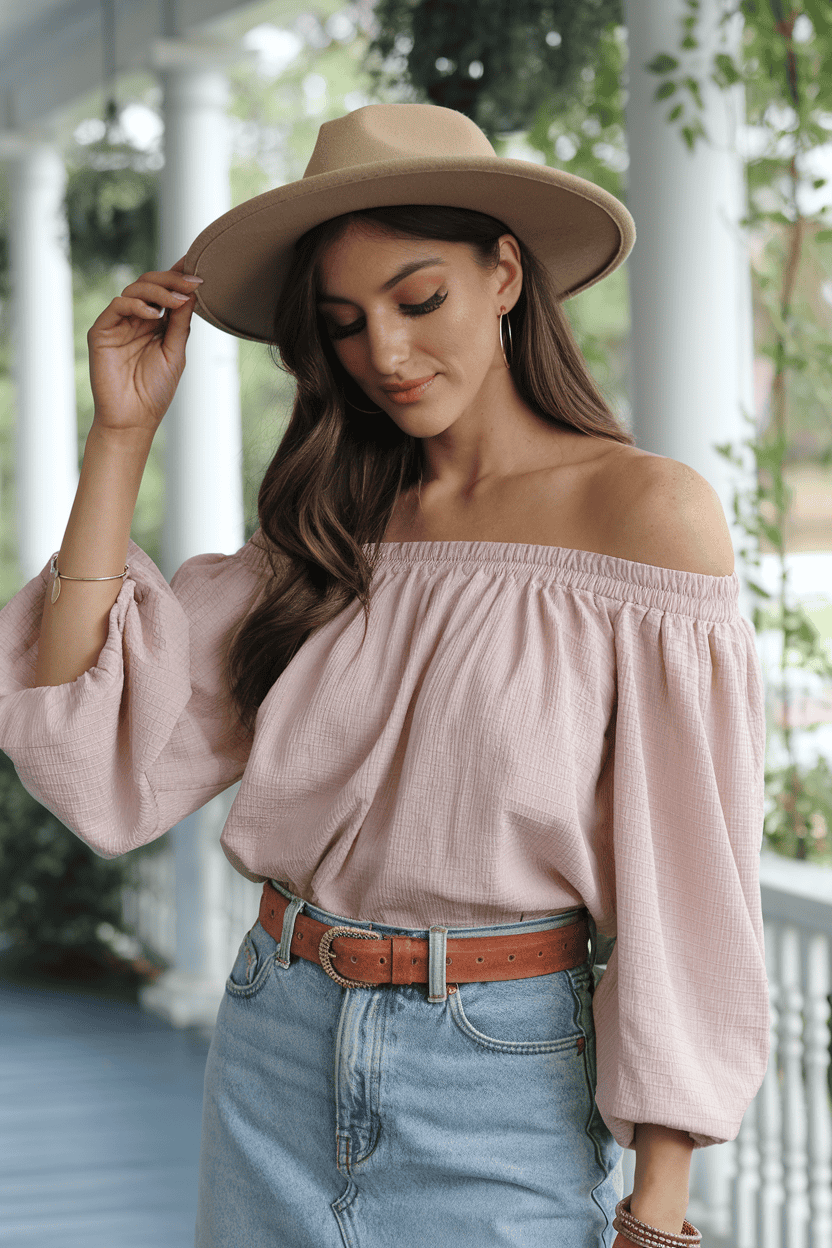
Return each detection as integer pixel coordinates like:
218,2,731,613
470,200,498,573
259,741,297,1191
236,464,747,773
627,1122,694,1233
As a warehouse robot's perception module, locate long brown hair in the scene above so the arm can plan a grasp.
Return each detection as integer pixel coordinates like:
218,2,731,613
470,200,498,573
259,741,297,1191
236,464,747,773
227,204,634,732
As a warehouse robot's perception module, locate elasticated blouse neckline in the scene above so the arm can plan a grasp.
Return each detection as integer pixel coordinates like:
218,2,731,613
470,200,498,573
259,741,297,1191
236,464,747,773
360,538,740,622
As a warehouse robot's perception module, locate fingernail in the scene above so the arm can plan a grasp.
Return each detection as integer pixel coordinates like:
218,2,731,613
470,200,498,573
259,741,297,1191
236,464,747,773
171,292,190,302
182,276,204,284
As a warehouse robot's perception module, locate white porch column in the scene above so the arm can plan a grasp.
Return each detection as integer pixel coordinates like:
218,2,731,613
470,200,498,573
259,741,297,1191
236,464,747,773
624,1,757,1220
7,140,78,582
622,0,755,613
140,57,244,1030
157,62,243,570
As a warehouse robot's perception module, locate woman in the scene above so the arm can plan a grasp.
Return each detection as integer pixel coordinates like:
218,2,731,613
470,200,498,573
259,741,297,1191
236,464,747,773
0,103,768,1248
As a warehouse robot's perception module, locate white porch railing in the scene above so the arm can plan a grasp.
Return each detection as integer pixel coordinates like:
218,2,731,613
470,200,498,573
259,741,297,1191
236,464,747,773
122,812,262,989
680,851,832,1248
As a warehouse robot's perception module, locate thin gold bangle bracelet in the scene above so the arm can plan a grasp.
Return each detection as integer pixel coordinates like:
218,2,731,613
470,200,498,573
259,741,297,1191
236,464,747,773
49,552,130,604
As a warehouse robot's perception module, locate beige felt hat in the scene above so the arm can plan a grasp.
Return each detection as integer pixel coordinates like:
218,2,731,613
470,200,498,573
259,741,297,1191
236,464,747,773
183,102,635,345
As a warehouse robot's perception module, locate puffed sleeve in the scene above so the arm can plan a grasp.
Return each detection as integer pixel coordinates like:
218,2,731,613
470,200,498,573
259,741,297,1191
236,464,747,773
591,589,770,1149
0,534,272,855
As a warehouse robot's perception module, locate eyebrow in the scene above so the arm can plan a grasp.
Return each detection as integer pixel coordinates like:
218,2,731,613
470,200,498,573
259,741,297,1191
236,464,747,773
317,257,446,306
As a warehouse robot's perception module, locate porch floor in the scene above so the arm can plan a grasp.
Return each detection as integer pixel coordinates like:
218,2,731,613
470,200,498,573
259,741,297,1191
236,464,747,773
0,980,209,1248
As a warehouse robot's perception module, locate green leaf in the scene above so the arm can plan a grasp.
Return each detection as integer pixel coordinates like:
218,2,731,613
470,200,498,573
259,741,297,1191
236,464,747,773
713,52,741,85
654,81,677,100
681,121,707,150
645,53,680,75
683,76,704,108
667,103,684,121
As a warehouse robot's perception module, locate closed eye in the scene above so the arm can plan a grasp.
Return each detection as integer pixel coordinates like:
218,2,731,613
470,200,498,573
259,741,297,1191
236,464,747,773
326,289,448,341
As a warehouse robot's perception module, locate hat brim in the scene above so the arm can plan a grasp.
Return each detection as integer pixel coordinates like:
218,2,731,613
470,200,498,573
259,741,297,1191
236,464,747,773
183,156,636,344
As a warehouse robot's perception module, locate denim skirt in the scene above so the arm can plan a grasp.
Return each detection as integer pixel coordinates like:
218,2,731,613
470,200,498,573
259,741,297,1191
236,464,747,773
195,882,623,1248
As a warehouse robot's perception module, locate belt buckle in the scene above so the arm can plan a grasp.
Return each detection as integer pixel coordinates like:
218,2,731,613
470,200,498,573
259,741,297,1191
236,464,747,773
318,925,383,989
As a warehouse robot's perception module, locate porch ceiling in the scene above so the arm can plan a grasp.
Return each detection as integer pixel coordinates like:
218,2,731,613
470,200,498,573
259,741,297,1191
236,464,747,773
0,0,301,134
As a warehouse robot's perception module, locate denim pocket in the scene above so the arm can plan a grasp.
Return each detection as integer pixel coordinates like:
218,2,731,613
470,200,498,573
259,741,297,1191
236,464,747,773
225,921,278,998
448,963,592,1053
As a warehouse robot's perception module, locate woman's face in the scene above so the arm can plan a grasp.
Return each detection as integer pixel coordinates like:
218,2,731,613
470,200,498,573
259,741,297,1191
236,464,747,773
315,222,522,435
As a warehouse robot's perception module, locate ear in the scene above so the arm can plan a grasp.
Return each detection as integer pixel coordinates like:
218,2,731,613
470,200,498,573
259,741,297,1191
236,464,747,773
493,235,523,313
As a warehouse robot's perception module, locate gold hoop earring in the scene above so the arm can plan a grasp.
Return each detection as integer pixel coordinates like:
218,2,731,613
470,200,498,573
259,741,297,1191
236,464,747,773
499,310,514,369
348,395,383,415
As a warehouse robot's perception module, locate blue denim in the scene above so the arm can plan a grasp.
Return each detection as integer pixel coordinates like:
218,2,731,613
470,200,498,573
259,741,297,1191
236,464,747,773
195,883,623,1247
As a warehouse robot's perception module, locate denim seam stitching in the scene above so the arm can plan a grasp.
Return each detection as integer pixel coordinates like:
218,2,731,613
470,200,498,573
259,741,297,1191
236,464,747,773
567,966,617,1241
448,990,585,1054
224,954,276,998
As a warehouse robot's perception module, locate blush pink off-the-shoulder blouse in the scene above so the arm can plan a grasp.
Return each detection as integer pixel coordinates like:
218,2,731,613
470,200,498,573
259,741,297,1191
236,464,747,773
0,534,770,1151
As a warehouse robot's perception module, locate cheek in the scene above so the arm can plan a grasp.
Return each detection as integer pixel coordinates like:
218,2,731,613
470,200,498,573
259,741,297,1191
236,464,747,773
332,340,364,378
439,299,497,371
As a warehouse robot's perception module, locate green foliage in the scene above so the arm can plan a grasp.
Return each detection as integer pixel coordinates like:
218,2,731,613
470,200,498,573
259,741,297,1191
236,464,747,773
680,1,832,862
716,413,832,863
524,22,628,198
0,229,8,303
367,0,621,136
64,138,158,278
765,757,832,860
0,749,132,968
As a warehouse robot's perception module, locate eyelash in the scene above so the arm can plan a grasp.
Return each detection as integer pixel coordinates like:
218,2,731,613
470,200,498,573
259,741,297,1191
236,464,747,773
327,289,448,341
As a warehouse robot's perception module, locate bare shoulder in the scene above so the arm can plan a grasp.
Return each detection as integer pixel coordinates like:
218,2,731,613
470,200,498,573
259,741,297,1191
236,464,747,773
594,449,735,576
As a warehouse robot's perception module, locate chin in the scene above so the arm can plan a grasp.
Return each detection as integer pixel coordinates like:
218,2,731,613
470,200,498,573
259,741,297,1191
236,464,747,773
386,408,460,438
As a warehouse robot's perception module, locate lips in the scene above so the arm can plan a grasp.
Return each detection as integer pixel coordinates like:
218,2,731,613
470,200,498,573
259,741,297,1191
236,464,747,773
381,375,436,403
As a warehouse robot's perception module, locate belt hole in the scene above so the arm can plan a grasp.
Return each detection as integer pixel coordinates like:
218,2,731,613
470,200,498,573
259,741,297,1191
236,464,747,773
538,950,543,957
350,956,357,963
508,954,516,962
446,957,452,965
379,957,386,965
296,932,304,940
412,957,418,965
476,956,484,964
270,908,275,918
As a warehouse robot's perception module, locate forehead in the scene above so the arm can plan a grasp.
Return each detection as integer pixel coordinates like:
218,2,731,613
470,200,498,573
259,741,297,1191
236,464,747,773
316,221,472,286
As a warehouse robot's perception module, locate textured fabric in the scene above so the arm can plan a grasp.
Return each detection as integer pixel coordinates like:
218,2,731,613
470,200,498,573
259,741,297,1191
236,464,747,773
0,535,770,1150
196,884,623,1248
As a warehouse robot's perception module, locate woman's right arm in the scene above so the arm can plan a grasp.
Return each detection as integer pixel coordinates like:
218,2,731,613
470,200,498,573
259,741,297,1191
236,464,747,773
34,263,204,687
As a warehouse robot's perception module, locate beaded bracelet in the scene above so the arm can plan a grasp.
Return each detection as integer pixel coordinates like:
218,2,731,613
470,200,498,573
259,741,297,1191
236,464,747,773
49,552,130,604
613,1195,702,1247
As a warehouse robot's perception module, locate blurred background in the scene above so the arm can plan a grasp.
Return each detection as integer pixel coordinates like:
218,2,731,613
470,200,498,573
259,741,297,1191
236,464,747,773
0,1,831,1245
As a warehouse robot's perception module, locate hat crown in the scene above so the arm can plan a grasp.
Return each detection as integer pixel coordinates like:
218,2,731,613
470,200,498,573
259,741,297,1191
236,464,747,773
303,103,497,178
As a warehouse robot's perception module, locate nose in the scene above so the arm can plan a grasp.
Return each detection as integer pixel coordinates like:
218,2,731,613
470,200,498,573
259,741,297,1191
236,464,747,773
365,314,409,376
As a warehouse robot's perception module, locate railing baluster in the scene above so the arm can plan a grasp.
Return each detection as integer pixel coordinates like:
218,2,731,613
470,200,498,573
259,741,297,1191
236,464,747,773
759,917,785,1248
734,1095,760,1247
781,923,810,1248
805,931,832,1248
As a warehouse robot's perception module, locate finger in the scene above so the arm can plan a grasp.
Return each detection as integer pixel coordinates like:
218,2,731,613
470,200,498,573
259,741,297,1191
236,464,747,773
122,276,202,304
159,290,197,357
93,296,169,331
167,256,203,286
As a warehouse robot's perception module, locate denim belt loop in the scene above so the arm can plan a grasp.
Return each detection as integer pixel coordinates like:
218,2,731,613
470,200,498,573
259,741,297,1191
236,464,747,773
276,895,305,969
427,926,449,1003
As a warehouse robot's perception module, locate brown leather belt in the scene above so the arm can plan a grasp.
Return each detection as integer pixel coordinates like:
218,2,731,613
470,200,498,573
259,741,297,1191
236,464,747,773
259,882,589,990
